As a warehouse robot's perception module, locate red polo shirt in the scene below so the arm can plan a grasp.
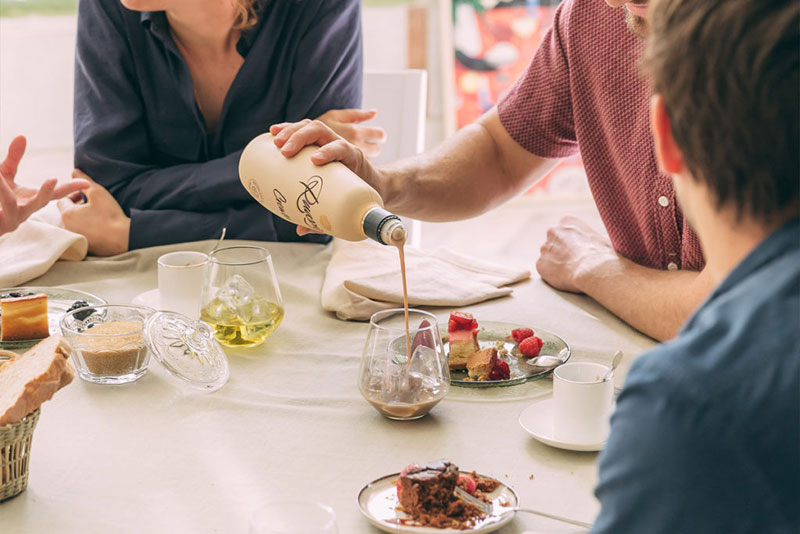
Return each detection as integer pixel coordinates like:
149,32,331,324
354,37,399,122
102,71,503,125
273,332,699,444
498,0,704,271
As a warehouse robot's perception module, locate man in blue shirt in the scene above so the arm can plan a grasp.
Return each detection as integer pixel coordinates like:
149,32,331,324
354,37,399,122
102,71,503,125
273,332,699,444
593,0,799,532
61,0,380,255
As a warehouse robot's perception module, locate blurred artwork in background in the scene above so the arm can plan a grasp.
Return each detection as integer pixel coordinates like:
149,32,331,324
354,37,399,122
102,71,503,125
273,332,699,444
453,0,589,197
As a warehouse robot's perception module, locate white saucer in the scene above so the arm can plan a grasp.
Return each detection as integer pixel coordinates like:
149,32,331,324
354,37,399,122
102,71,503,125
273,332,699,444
518,396,605,452
131,288,160,309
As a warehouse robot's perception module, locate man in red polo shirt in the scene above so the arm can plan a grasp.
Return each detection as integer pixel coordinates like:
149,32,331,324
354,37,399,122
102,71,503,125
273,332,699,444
271,0,711,341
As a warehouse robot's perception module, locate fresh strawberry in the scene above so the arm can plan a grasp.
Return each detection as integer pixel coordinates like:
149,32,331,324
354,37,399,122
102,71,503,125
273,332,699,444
457,474,477,494
449,311,478,331
511,327,534,343
519,336,543,357
397,463,419,499
489,357,511,380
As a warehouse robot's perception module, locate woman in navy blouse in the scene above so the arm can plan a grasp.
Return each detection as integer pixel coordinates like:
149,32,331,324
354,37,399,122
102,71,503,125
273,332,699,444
61,0,382,255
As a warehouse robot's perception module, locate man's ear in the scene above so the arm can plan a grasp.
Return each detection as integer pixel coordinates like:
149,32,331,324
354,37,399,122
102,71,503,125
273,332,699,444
650,94,685,176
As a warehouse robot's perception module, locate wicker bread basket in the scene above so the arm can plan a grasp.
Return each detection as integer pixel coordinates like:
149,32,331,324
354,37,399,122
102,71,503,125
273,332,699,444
0,408,41,501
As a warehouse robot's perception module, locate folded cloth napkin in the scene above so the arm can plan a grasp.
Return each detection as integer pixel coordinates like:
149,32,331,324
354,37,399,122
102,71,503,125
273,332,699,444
0,202,87,287
321,239,530,320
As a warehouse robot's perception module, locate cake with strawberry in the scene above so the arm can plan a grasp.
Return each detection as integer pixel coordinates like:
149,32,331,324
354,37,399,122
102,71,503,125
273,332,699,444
447,311,480,370
396,460,496,528
466,348,510,381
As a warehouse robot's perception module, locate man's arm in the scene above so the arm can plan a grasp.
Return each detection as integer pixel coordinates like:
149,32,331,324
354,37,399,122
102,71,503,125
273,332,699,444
273,108,560,221
536,216,714,341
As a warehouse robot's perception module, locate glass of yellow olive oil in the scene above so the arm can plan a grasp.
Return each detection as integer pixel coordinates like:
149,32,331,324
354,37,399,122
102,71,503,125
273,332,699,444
199,246,284,348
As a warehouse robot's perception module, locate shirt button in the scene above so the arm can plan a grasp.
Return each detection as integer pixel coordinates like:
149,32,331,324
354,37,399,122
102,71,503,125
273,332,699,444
667,262,679,271
658,195,670,207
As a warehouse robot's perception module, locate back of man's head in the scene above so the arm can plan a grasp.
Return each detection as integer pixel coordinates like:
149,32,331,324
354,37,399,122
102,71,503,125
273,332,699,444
645,0,799,226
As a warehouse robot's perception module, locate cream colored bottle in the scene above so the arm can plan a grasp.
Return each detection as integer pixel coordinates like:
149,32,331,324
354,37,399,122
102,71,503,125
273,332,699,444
239,133,406,245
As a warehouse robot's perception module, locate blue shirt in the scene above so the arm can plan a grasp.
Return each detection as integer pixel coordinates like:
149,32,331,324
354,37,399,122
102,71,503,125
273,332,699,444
74,0,362,249
594,219,800,533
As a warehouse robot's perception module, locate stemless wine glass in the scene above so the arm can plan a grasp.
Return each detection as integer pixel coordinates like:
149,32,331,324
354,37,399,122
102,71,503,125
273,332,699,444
199,246,284,348
359,309,450,420
249,501,339,534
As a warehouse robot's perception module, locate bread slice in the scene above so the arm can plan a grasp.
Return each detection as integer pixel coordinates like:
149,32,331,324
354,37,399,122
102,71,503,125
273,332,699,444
0,336,74,426
0,349,17,372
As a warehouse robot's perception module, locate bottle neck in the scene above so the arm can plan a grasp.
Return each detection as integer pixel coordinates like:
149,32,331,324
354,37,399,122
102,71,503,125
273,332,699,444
362,207,407,246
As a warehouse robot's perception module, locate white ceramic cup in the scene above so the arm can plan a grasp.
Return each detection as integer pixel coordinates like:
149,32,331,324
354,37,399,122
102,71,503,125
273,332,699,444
157,251,209,318
553,362,614,444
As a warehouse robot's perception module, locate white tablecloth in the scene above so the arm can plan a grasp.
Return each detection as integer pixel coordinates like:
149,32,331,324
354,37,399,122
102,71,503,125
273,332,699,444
0,200,656,533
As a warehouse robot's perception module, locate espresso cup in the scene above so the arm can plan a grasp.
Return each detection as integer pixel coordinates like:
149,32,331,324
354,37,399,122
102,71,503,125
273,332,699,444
157,251,209,318
553,362,614,444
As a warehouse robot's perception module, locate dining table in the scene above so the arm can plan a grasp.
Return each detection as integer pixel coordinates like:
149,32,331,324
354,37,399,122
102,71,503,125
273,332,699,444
0,196,656,533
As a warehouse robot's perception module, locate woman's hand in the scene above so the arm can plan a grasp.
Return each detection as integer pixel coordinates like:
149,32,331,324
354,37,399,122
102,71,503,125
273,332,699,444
312,109,386,157
59,169,130,256
0,135,90,236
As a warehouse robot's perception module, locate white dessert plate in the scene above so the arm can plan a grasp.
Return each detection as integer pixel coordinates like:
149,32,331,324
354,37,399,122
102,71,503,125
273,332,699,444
0,286,107,351
446,321,570,388
131,288,160,309
358,470,519,533
518,396,605,452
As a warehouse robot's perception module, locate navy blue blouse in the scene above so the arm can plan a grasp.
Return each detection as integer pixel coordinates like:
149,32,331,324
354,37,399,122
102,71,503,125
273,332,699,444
74,0,362,249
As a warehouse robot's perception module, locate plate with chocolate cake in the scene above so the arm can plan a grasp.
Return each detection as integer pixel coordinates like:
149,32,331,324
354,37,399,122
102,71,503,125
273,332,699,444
357,460,519,533
0,287,106,350
444,312,570,388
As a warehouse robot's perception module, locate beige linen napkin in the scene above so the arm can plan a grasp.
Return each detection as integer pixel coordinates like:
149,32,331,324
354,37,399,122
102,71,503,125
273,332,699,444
0,202,87,287
321,239,530,320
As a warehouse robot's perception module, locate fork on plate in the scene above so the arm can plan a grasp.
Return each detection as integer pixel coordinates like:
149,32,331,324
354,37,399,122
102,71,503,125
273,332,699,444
454,486,592,529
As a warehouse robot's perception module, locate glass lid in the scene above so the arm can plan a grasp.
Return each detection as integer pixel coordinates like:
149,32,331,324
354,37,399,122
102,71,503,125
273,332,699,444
144,311,229,392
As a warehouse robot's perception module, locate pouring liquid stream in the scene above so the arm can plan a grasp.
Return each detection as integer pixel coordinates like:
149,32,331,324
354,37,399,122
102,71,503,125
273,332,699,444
394,231,411,365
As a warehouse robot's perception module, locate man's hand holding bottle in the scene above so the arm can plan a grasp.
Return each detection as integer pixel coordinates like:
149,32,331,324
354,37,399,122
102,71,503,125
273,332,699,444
268,118,387,236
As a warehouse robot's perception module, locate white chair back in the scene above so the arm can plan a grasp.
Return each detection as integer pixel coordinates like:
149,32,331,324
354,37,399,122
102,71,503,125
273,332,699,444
362,70,428,248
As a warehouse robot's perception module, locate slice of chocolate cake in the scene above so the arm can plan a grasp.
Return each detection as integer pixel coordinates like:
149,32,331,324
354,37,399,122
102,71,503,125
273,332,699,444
398,460,459,515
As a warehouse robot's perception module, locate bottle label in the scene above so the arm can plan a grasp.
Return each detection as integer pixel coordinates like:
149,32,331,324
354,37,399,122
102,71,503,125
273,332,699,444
269,176,325,232
272,189,289,220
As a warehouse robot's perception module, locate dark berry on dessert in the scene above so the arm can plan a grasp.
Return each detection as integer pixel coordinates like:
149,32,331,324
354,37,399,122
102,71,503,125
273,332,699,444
0,291,34,299
489,357,510,380
519,336,543,357
511,327,534,343
66,300,96,321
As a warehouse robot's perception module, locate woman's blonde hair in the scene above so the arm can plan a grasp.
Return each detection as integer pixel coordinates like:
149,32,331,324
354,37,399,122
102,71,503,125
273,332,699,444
233,0,260,30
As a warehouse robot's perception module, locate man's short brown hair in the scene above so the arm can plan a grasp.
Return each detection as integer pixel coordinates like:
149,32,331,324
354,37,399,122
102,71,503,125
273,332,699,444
645,0,799,225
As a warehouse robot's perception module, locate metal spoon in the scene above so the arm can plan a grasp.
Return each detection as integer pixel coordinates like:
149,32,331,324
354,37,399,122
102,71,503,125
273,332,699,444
524,354,564,367
602,350,623,382
455,487,591,529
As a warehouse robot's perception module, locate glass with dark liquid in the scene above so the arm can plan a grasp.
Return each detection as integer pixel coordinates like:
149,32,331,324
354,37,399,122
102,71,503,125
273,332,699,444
199,246,284,348
359,309,450,420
